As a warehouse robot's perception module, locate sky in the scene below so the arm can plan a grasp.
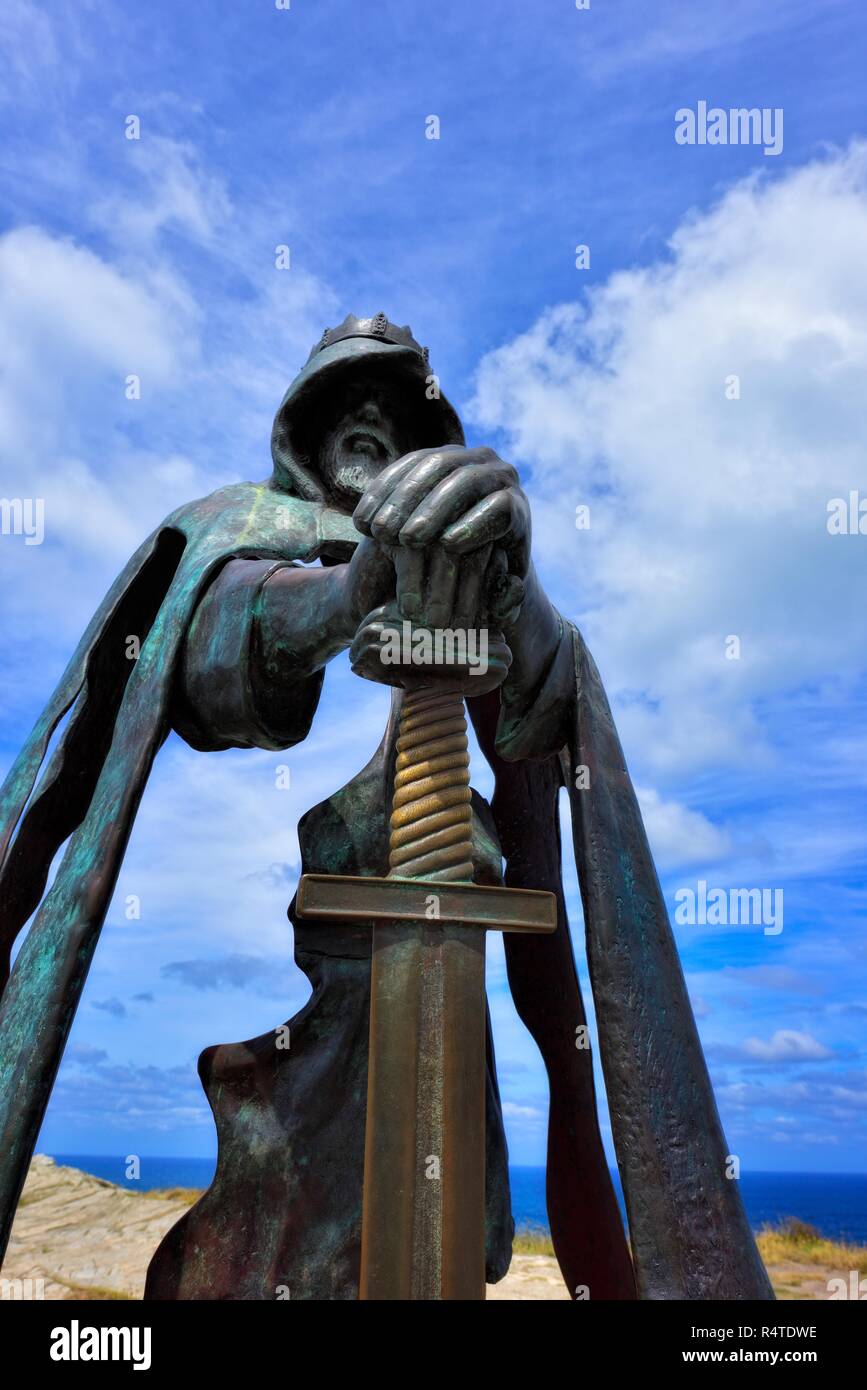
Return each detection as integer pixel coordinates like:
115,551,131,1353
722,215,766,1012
0,0,865,1176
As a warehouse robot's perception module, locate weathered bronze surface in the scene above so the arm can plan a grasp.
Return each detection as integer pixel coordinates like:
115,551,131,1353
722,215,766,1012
296,874,557,932
298,662,557,1301
0,311,774,1301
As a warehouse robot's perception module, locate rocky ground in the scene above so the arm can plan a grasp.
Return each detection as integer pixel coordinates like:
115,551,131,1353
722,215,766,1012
4,1156,187,1299
0,1155,853,1301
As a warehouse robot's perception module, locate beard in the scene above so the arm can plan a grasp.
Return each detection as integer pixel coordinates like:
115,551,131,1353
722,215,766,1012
318,422,402,510
319,454,384,509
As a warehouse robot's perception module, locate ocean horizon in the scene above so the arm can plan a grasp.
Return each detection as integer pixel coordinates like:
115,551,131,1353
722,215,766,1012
50,1154,867,1245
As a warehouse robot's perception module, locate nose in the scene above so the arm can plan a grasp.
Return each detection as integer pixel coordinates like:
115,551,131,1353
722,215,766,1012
358,401,382,425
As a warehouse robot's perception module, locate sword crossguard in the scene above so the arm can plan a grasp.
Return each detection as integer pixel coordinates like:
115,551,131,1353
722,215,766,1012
296,873,557,934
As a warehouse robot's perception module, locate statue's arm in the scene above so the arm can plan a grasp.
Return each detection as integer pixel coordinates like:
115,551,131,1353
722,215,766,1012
173,540,392,751
493,570,575,762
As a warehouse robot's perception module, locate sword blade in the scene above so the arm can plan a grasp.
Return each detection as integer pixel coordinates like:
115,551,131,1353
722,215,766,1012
359,921,486,1301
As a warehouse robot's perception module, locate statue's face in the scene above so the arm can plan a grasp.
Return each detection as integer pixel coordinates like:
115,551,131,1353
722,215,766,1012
317,378,414,509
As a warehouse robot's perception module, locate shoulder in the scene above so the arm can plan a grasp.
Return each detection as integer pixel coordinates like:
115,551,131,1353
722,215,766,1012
162,480,323,559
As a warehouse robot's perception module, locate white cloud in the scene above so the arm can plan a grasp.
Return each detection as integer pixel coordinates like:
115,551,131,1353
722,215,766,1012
557,778,731,876
501,1100,545,1122
469,143,867,776
0,208,337,706
90,136,232,253
0,1,62,100
0,224,196,454
581,0,830,81
742,1030,833,1062
107,662,393,962
636,784,732,867
0,224,210,683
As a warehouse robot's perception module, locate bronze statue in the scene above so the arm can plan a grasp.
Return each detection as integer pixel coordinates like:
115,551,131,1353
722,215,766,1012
0,313,773,1300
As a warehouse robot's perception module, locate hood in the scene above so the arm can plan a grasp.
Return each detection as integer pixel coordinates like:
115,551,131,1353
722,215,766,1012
270,317,465,500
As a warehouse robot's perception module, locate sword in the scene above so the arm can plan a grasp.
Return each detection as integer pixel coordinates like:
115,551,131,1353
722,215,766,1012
297,628,556,1300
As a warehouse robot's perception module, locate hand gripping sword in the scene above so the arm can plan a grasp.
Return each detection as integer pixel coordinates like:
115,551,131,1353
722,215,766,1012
296,621,556,1300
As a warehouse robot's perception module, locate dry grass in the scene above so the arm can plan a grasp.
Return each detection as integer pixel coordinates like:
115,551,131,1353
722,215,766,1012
63,1283,135,1301
513,1225,556,1256
756,1216,867,1271
142,1186,204,1204
514,1215,867,1289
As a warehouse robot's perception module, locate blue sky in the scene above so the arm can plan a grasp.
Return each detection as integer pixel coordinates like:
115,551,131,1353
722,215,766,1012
0,0,866,1173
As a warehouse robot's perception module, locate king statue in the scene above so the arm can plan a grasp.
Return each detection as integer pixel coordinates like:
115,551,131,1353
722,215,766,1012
0,313,773,1301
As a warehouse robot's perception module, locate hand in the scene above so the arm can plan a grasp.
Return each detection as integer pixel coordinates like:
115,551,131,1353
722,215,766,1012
340,534,396,631
348,597,512,695
390,541,525,630
352,445,531,582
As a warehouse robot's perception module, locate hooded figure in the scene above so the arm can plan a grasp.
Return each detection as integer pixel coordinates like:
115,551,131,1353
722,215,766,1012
0,315,772,1301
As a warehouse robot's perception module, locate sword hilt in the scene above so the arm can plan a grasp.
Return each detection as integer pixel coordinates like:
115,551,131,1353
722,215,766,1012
389,687,473,882
297,622,557,1302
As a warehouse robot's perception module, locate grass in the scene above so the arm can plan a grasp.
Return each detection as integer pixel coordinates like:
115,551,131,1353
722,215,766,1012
43,1272,134,1300
513,1225,556,1256
65,1284,136,1301
141,1186,204,1204
513,1215,867,1277
756,1216,867,1271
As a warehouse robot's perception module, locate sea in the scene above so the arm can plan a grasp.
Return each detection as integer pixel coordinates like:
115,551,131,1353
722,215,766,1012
51,1155,867,1245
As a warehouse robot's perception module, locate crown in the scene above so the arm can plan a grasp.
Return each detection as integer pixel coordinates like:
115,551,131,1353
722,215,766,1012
307,312,429,365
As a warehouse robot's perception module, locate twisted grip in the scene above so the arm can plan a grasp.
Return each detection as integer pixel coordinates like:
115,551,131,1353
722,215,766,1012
388,688,474,882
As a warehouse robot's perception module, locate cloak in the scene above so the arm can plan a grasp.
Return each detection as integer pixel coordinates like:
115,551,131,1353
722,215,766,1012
0,327,772,1299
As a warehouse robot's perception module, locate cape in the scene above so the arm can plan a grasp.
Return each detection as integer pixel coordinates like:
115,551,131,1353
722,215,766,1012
0,328,772,1297
0,479,358,1259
